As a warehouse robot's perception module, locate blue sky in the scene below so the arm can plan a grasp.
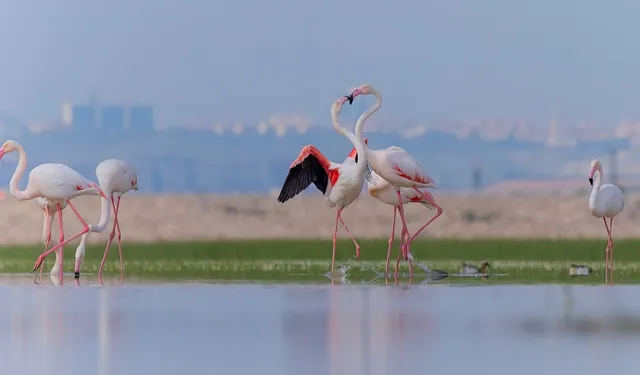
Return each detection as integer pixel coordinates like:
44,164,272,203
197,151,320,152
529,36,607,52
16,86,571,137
1,0,640,127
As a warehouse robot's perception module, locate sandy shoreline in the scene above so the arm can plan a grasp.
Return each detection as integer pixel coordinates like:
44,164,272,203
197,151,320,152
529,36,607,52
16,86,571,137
0,192,639,245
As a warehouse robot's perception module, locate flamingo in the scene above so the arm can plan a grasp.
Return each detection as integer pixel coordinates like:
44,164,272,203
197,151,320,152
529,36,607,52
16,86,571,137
277,95,367,271
350,84,443,277
0,140,108,284
588,159,624,284
74,159,138,282
342,139,439,277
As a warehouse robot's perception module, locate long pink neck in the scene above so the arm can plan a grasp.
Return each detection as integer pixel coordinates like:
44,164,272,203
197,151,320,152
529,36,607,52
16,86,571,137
9,144,32,201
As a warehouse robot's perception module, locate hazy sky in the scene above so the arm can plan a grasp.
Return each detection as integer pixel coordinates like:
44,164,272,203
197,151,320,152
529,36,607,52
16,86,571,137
2,0,640,127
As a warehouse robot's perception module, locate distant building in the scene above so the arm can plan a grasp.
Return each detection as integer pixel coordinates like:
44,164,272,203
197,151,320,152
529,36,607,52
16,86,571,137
61,102,96,130
100,106,126,131
129,106,154,131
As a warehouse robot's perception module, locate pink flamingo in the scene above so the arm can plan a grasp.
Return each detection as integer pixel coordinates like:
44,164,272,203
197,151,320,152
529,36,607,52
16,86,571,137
277,96,368,270
350,84,442,278
0,140,108,284
74,159,138,283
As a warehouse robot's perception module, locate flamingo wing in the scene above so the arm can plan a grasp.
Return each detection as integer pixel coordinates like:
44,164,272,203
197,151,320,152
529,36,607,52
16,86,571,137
277,146,334,203
387,150,436,188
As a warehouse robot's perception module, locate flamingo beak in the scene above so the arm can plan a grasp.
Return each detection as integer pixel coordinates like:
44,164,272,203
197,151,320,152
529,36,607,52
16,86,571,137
589,178,593,186
0,149,5,160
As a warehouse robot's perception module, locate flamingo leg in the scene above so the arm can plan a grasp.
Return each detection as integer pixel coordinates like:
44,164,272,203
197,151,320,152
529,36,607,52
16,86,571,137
405,188,444,257
394,191,414,279
98,195,118,280
331,209,340,271
33,201,90,276
609,217,615,284
39,207,52,283
395,227,408,278
603,218,612,284
56,203,65,284
385,206,397,275
113,196,125,284
338,211,360,260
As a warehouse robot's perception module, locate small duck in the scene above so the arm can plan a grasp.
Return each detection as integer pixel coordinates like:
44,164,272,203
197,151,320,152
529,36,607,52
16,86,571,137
460,261,491,279
569,264,593,277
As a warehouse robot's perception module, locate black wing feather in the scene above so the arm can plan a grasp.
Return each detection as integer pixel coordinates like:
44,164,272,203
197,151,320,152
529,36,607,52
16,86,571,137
277,154,329,203
364,163,376,187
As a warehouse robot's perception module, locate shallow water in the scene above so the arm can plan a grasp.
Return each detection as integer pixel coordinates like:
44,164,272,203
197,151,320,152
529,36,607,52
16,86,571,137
1,273,640,375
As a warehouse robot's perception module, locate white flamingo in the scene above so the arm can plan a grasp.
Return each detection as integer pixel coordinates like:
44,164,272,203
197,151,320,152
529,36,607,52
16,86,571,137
0,140,108,284
277,95,367,270
74,159,138,282
588,159,624,284
350,84,442,278
342,140,439,277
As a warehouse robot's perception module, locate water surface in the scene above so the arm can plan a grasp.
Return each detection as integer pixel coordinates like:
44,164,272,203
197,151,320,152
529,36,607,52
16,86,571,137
1,276,639,375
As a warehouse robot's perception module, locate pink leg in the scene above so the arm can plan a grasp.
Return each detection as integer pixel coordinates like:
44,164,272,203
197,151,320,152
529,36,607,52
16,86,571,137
394,191,414,279
56,203,65,284
33,201,90,275
609,217,615,284
338,212,360,260
113,196,124,284
331,209,340,271
394,228,411,278
385,206,397,275
39,207,52,283
98,195,118,280
405,188,444,258
603,218,611,283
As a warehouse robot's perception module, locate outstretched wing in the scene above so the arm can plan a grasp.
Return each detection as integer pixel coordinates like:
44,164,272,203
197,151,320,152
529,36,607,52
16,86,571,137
277,153,329,203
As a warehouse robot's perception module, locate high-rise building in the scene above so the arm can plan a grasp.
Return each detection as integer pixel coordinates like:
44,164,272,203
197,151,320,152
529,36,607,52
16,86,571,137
129,106,154,131
61,102,96,130
100,106,125,130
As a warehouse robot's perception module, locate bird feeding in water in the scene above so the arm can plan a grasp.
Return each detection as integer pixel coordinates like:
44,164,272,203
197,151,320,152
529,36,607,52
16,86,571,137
0,140,108,285
588,159,624,284
460,261,491,279
276,95,368,271
73,159,138,283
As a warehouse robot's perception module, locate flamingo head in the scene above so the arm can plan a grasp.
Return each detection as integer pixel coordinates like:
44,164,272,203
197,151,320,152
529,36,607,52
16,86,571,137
350,84,375,99
588,159,602,186
346,138,369,161
331,95,353,115
0,140,19,160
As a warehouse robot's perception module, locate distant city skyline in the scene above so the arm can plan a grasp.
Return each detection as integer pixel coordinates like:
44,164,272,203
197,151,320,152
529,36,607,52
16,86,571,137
2,1,640,127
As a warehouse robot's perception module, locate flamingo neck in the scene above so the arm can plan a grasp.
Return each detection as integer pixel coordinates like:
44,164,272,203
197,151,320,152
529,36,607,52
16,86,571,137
331,108,367,168
589,166,604,208
49,247,61,275
89,193,112,233
9,144,31,201
593,166,604,188
42,211,54,243
354,88,383,155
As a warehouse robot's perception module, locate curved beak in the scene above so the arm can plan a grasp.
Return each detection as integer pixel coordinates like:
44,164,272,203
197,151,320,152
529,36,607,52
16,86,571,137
0,149,5,160
589,178,593,186
343,95,353,105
